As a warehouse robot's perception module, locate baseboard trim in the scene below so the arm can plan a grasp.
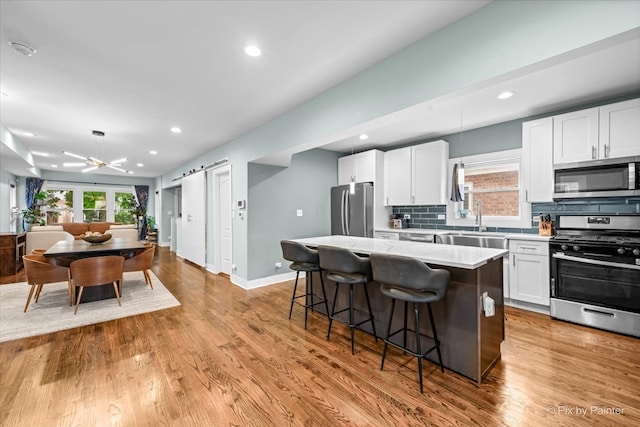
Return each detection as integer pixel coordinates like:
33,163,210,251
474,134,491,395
228,271,296,290
505,298,550,315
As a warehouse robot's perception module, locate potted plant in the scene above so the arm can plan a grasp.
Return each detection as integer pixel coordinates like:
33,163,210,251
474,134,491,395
146,215,156,230
20,207,43,231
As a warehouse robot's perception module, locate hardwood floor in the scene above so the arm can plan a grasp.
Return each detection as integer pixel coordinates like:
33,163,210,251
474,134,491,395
1,247,638,426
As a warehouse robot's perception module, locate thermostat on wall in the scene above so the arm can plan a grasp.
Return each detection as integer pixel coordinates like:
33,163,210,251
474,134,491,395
237,200,246,209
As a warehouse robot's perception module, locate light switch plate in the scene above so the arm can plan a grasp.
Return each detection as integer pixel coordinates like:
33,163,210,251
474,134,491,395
296,209,303,217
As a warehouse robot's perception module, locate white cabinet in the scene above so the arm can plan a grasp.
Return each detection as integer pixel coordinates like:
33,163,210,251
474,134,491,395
599,98,640,159
522,117,553,202
374,231,399,240
553,98,640,164
338,150,378,185
384,140,448,206
553,107,599,164
384,147,412,205
509,239,549,307
412,142,449,205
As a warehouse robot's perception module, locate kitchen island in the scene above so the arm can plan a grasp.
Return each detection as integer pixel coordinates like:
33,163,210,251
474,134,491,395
292,235,507,384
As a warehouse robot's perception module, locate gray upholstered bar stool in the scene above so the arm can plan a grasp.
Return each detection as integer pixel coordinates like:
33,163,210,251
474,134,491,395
318,245,378,355
280,240,329,329
370,252,450,393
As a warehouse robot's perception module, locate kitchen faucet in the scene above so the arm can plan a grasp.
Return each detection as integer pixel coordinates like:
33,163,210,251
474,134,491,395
476,200,486,232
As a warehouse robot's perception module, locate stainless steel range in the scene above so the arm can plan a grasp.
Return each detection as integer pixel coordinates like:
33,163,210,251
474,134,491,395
550,215,640,337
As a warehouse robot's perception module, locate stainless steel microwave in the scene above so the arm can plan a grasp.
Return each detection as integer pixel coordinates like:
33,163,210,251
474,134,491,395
553,156,640,199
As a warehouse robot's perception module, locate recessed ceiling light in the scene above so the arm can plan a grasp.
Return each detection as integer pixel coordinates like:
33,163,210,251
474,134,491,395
22,132,36,137
137,163,144,167
497,91,516,100
50,164,58,168
127,171,134,174
31,151,49,157
359,134,368,140
170,126,182,134
149,150,158,155
9,41,37,56
244,45,262,57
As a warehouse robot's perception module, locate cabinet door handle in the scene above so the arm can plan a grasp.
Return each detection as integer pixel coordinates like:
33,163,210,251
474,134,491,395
604,144,609,158
525,190,528,202
592,146,597,159
512,254,516,267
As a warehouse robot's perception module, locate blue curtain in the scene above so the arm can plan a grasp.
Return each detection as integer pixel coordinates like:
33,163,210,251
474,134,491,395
25,178,45,209
134,185,149,240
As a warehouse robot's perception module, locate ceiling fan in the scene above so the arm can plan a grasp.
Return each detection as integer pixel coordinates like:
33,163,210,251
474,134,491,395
62,130,132,174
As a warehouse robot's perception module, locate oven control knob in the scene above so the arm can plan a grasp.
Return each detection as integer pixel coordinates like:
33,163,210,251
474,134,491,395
617,247,626,255
633,248,640,256
560,244,569,251
572,245,580,252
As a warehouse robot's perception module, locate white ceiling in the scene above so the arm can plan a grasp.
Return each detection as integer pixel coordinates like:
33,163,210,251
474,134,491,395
0,0,490,178
2,2,639,179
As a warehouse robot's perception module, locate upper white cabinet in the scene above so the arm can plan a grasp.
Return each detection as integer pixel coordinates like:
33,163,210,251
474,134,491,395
599,98,640,159
522,117,553,202
384,147,412,205
384,140,448,206
338,150,379,185
553,98,640,164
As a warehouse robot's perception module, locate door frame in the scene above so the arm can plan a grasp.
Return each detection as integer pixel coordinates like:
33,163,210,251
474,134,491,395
210,164,232,274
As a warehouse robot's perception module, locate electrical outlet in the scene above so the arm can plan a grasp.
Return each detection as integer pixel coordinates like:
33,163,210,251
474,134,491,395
404,214,411,219
275,262,282,269
438,214,445,220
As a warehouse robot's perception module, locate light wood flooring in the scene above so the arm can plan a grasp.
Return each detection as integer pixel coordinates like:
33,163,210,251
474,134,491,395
1,247,639,426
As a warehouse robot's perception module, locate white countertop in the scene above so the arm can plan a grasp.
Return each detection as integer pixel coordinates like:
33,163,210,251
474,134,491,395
292,235,507,270
376,227,553,241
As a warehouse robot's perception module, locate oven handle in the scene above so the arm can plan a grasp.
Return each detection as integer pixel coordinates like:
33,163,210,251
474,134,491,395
552,253,640,270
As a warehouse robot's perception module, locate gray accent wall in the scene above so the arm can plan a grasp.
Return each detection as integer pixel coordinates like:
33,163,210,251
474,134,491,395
247,149,340,280
160,1,639,283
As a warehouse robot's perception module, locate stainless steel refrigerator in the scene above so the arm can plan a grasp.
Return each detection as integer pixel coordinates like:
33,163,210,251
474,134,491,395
331,183,373,237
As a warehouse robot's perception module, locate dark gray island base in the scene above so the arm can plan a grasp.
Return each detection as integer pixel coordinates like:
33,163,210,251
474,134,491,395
292,236,505,384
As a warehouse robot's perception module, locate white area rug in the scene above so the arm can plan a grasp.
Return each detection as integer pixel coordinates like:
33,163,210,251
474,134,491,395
0,271,180,343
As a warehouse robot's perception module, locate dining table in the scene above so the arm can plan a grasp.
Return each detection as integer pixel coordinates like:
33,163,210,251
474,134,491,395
44,238,147,303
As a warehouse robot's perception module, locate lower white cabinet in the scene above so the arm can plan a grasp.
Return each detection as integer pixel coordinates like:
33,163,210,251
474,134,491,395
374,231,399,240
508,239,550,307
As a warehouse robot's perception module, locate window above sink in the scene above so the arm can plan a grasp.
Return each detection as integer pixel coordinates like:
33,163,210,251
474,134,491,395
447,149,531,229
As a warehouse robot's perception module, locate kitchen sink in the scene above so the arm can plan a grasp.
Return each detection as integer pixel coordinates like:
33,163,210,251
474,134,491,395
435,233,508,250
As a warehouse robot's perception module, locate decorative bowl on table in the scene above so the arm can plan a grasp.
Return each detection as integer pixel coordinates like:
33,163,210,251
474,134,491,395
82,233,112,244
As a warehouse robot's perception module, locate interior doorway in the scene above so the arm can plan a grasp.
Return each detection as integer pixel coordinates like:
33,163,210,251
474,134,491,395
181,173,206,267
212,165,232,275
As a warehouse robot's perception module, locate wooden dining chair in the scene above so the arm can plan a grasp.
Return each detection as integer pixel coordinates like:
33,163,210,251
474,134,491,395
69,256,125,314
22,254,73,312
123,245,155,289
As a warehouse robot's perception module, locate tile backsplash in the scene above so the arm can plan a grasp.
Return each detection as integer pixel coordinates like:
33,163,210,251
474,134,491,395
392,197,640,234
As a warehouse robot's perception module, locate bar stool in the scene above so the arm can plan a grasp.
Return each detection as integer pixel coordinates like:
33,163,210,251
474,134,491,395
370,252,450,393
280,240,329,329
318,245,378,355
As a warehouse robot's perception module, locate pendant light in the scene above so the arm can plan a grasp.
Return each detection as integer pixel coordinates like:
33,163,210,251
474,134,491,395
450,107,465,202
349,144,356,194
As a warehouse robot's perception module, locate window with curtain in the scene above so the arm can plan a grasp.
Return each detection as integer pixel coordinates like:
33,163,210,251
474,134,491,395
45,189,74,223
114,192,137,224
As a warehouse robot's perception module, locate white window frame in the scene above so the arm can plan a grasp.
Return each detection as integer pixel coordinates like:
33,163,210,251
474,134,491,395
43,182,136,223
446,149,530,229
